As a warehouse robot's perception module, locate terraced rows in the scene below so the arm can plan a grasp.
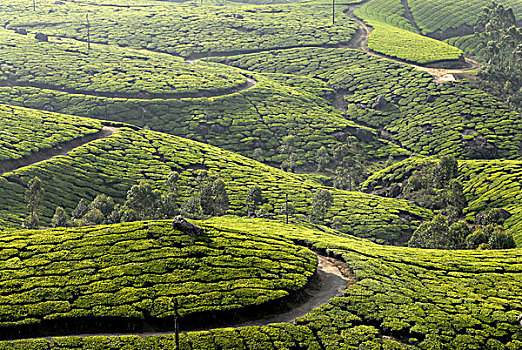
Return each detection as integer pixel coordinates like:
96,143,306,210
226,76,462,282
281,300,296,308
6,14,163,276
353,0,464,65
0,72,408,171
0,28,249,99
6,217,522,349
218,47,522,159
0,220,316,331
0,0,357,58
0,105,429,243
408,0,522,38
0,105,102,163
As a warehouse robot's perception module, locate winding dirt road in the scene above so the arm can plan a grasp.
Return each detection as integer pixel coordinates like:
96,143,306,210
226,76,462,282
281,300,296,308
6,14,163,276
16,254,354,341
344,4,481,82
0,126,118,176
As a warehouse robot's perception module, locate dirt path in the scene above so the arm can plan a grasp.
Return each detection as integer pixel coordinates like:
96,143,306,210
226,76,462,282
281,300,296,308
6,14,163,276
0,126,118,176
344,5,481,81
15,254,354,341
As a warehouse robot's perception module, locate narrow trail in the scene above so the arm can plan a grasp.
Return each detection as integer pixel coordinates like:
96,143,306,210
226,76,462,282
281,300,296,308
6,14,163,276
344,4,481,82
14,254,354,341
0,126,118,176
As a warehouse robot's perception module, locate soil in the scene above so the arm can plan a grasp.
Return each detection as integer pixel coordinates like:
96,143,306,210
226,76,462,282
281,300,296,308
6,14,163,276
0,126,118,176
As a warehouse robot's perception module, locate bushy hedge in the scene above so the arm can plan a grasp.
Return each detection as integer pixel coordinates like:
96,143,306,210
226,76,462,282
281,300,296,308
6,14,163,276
0,220,316,327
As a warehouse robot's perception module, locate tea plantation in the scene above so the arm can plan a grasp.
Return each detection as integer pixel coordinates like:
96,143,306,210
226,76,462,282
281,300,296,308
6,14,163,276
0,29,252,99
1,0,522,347
216,47,522,159
1,217,522,348
0,219,316,333
0,104,429,243
0,0,357,58
0,105,103,163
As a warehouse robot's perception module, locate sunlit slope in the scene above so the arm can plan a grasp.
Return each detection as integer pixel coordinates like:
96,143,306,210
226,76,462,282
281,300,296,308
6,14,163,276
0,105,429,243
4,217,522,348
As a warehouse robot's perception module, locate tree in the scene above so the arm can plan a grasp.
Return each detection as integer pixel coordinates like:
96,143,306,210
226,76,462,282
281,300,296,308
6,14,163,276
212,179,229,216
51,206,68,228
311,189,333,223
71,198,89,220
246,186,264,217
183,171,228,218
488,229,516,249
123,181,162,220
316,146,329,172
25,176,44,229
166,171,180,194
432,156,458,188
447,221,472,249
88,194,115,218
475,2,521,111
408,215,450,249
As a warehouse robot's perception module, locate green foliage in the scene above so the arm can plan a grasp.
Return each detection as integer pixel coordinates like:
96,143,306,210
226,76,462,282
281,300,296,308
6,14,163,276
366,21,464,64
0,106,430,244
24,176,44,229
311,189,333,223
220,47,522,160
0,28,249,99
0,220,317,328
0,105,102,163
474,3,521,111
0,1,357,58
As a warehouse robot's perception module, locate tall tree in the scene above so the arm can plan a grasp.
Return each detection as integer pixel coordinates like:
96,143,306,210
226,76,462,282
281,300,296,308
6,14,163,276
311,189,333,223
25,176,44,228
475,2,521,111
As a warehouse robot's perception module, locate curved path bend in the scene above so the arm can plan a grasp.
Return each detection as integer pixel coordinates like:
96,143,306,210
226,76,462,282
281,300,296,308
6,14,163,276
18,254,354,341
0,126,118,176
344,4,481,82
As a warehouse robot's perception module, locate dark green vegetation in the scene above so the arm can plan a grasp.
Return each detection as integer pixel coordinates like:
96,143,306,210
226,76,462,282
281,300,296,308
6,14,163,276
217,47,522,159
474,2,521,111
2,217,522,348
0,105,102,163
0,220,316,329
362,156,522,244
0,104,429,244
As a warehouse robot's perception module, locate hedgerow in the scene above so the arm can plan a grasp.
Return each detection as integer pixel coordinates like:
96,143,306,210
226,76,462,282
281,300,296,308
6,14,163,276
218,47,522,159
0,105,102,163
0,220,316,329
0,28,249,99
0,106,429,243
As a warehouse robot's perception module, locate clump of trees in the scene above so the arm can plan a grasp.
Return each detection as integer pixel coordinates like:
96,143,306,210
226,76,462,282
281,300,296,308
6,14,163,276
181,170,229,218
475,2,521,111
315,140,367,191
409,209,516,250
51,170,230,228
402,156,466,222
